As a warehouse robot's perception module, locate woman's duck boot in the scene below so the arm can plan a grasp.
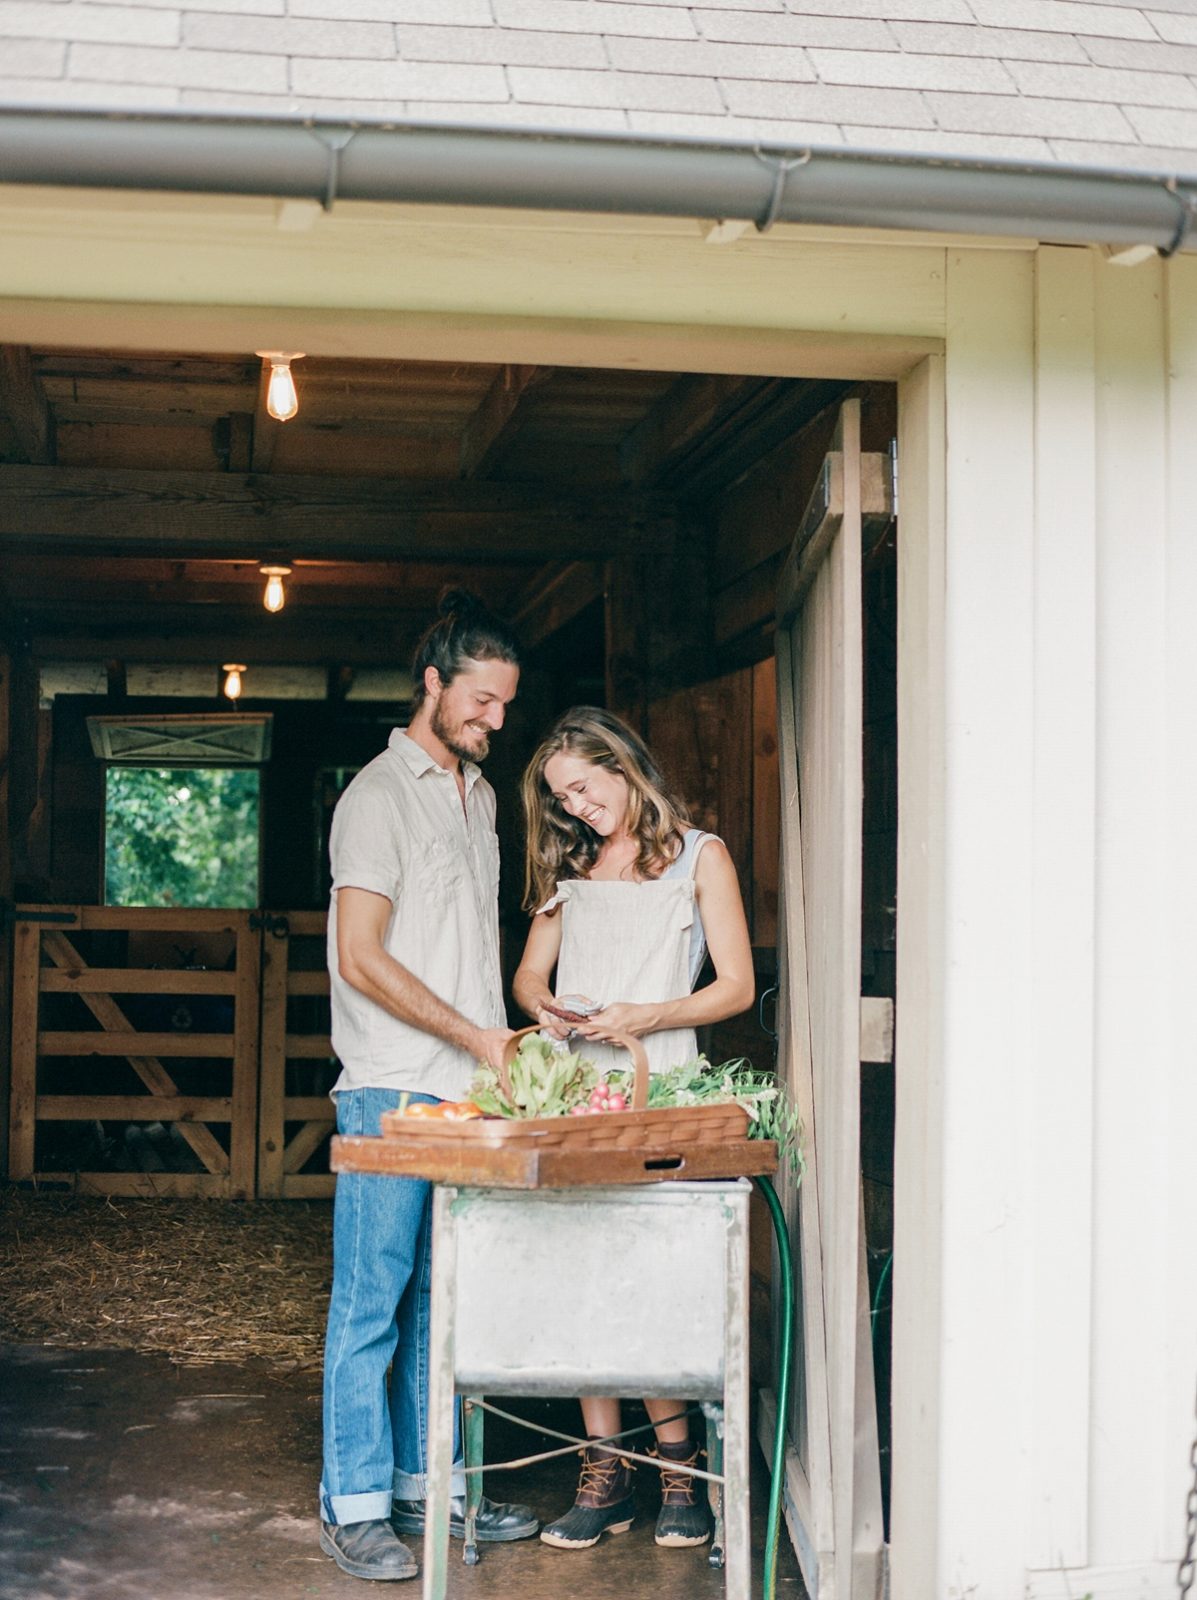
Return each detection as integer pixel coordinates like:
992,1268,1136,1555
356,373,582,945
539,1443,636,1549
652,1438,713,1548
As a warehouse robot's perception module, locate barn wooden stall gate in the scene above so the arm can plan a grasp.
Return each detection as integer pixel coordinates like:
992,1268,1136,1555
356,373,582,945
7,902,337,1199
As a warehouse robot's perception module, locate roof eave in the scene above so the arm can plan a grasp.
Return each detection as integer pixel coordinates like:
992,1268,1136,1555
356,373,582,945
1,106,1195,257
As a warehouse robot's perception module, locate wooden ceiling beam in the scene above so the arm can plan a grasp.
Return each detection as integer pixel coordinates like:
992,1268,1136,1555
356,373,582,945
0,466,675,561
0,346,55,465
618,373,764,486
23,630,419,666
459,364,540,479
510,561,604,652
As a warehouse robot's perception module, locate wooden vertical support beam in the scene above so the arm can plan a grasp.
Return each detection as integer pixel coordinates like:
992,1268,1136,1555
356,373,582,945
8,918,41,1181
0,649,12,1178
891,352,946,1600
230,912,262,1199
0,345,55,464
604,555,649,734
257,918,289,1199
751,656,779,946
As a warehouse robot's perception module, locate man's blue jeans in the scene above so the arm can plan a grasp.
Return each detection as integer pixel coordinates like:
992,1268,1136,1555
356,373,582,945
320,1088,464,1525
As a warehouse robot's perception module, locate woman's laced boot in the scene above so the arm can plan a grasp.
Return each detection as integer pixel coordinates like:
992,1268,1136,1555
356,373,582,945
652,1437,713,1548
539,1442,636,1549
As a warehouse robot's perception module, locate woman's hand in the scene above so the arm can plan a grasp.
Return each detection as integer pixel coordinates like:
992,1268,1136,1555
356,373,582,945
533,1004,573,1042
577,1001,660,1041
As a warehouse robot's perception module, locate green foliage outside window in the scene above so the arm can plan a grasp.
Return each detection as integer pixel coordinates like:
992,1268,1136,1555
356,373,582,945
104,767,260,909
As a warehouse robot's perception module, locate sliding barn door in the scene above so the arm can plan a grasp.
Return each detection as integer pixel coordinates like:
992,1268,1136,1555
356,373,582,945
772,398,885,1600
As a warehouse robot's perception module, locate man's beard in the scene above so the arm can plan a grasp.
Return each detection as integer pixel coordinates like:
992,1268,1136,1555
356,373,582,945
431,698,490,764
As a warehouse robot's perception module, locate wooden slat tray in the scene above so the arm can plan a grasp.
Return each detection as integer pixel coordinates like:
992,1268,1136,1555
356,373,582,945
379,1100,749,1149
333,1132,777,1189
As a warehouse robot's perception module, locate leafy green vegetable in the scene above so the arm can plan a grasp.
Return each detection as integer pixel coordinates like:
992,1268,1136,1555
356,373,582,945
607,1056,804,1178
468,1034,599,1120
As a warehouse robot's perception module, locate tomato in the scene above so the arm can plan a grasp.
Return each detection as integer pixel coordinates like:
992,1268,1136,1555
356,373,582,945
403,1102,449,1118
440,1102,483,1121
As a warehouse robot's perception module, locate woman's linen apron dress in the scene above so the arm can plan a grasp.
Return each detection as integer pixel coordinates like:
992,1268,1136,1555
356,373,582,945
540,829,716,1077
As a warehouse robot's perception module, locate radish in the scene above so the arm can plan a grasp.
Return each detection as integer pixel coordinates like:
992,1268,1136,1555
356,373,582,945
606,1092,627,1112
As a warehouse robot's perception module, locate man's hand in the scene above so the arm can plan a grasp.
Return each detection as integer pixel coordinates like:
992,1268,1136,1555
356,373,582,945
473,1026,518,1071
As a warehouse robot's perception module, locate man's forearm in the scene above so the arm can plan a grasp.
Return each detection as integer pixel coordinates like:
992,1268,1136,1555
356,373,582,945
342,943,485,1059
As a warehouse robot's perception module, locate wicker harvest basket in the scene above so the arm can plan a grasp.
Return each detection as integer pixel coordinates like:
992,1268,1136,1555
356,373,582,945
379,1027,747,1146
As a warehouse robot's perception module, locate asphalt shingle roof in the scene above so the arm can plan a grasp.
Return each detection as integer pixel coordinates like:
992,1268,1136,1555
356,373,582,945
1,0,1196,174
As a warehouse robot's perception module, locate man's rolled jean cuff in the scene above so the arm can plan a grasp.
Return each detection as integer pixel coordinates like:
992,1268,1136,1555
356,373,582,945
393,1463,468,1500
321,1487,392,1526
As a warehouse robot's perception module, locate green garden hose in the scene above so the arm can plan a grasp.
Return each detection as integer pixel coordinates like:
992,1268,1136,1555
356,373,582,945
753,1175,795,1600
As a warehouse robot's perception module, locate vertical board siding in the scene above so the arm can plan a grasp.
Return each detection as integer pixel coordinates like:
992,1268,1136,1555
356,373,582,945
1090,259,1172,1567
1027,245,1098,1571
891,352,947,1600
940,250,1037,1598
1163,255,1197,1558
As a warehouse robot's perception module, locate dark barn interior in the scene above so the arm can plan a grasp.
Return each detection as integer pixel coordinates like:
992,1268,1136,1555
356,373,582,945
0,344,897,1597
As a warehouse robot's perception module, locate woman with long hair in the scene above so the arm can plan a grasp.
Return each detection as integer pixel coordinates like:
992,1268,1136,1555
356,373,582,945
513,705,754,1553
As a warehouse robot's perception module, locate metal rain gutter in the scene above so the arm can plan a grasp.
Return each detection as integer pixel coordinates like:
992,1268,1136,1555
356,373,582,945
1,106,1195,256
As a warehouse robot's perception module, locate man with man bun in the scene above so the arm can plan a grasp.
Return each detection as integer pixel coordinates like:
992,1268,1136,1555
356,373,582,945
319,591,536,1582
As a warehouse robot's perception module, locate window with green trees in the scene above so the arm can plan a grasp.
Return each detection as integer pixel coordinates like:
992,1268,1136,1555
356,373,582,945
104,767,261,909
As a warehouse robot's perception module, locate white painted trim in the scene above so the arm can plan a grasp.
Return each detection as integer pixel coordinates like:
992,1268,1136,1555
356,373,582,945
891,352,947,1600
1027,244,1098,1570
1025,1560,1181,1599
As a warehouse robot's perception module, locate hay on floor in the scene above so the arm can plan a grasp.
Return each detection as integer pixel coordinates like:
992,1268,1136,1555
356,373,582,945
0,1189,332,1370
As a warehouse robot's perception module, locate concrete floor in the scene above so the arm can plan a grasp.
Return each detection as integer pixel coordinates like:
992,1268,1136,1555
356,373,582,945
0,1342,806,1600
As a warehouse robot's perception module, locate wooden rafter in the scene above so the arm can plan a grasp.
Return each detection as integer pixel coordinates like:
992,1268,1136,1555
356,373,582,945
510,561,604,651
459,364,540,479
619,373,763,485
0,346,55,465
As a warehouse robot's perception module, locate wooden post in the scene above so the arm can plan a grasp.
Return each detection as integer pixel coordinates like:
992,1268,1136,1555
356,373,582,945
604,555,649,733
257,919,289,1199
230,912,261,1200
751,657,779,948
0,648,12,1178
8,917,41,1181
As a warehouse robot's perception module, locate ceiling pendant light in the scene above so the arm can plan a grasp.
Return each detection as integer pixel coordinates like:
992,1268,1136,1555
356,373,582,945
255,350,305,421
222,663,246,702
259,564,292,614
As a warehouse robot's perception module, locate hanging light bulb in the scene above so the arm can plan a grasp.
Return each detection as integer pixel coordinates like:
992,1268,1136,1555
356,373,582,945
222,663,247,702
259,564,291,614
255,350,305,422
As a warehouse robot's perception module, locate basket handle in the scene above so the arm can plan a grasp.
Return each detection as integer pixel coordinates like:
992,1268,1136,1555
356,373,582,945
500,1025,650,1112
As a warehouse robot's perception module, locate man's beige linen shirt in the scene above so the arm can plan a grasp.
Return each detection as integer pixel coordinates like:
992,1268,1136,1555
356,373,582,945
327,728,504,1102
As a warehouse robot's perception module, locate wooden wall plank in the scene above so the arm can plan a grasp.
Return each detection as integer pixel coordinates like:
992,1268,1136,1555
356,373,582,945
0,345,54,464
751,657,779,948
890,349,947,1600
1162,252,1197,1561
40,968,237,994
936,249,1036,1598
1026,244,1098,1570
37,1031,234,1057
1089,256,1171,1565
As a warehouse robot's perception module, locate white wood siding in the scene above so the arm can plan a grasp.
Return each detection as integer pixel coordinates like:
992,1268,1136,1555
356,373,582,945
928,246,1197,1600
